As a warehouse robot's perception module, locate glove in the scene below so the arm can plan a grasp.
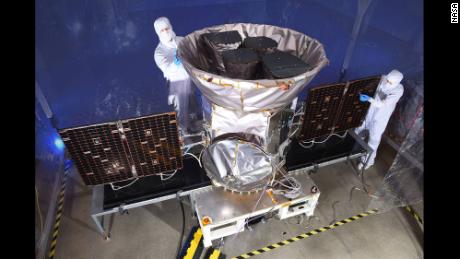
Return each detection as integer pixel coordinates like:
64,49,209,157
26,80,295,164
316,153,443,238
173,50,182,66
359,94,370,102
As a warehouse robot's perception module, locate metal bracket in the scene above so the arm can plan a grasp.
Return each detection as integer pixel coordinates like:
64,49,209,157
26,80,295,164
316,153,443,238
118,205,129,215
309,164,319,174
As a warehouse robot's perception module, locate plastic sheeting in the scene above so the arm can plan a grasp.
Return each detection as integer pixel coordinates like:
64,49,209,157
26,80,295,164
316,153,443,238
35,97,66,258
35,0,423,130
179,23,328,113
368,103,423,212
367,69,423,213
385,77,424,146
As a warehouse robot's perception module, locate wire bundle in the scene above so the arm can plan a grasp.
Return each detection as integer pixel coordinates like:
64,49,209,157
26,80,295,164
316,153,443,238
298,131,348,148
110,178,139,191
272,176,302,199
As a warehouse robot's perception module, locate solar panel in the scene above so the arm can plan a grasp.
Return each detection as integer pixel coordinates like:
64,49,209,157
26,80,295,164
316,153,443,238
299,76,380,141
299,83,345,140
335,76,380,132
59,112,183,186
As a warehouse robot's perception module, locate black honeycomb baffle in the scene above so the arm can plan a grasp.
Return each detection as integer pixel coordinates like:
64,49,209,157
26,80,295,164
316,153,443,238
222,48,260,79
201,31,243,74
202,31,242,45
243,36,278,55
261,51,311,79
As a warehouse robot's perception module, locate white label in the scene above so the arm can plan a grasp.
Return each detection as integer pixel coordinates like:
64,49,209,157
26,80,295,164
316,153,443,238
452,3,458,23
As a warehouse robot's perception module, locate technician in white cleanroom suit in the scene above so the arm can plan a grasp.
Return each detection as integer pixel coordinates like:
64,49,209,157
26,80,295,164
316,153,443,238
154,17,201,133
355,69,404,170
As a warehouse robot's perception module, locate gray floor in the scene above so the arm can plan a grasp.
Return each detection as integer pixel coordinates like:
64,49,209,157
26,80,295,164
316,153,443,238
51,142,423,259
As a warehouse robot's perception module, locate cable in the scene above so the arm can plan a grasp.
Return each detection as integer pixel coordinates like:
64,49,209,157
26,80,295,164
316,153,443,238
298,141,315,148
159,170,178,181
229,157,290,243
293,112,304,118
329,201,341,225
271,159,303,199
35,186,43,232
298,131,348,149
360,153,371,194
198,148,205,164
222,156,293,244
348,151,379,201
292,102,305,118
303,131,348,144
272,176,302,199
182,132,203,139
175,196,186,259
184,152,202,168
183,141,206,154
110,178,139,191
229,177,273,243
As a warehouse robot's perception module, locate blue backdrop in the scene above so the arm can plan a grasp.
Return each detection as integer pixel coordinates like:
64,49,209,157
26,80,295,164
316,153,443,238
35,0,423,129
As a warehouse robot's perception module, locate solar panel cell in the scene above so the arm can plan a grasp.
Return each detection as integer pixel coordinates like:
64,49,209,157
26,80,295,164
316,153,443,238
299,76,380,141
299,83,345,140
335,76,380,132
59,112,183,185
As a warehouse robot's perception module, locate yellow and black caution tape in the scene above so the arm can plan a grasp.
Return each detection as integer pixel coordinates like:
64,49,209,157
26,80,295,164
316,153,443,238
181,226,204,259
204,247,226,259
405,206,423,225
48,161,71,259
232,209,378,259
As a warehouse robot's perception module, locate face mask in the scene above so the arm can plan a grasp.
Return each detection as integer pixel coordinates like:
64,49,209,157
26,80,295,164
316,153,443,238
382,70,403,91
382,76,396,91
154,17,177,48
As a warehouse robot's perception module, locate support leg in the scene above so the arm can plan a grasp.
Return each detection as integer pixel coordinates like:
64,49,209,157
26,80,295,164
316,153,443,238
91,214,110,240
202,226,213,248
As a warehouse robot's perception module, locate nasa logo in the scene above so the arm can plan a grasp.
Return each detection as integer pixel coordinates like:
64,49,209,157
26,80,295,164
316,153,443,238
452,3,458,23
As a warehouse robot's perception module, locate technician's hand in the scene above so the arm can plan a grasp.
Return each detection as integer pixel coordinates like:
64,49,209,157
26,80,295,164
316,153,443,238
173,50,182,66
359,94,370,102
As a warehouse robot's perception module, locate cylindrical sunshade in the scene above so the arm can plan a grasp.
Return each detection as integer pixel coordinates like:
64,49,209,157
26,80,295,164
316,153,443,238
178,23,329,113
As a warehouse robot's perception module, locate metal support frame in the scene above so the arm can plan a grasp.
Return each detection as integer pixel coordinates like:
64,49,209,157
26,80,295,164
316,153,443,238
289,129,371,176
90,184,212,239
89,128,371,240
347,129,373,174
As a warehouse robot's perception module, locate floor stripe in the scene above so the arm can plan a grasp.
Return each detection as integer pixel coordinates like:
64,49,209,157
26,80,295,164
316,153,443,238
47,163,71,259
183,227,203,259
232,209,378,259
405,206,423,225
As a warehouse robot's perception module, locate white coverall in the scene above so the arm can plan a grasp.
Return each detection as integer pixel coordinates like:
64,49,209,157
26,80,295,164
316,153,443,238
355,70,404,169
154,17,200,133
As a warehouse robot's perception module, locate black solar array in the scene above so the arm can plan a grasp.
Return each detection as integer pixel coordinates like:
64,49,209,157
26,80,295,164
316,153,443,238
299,83,345,140
335,76,380,132
59,112,182,186
122,114,182,176
299,76,380,141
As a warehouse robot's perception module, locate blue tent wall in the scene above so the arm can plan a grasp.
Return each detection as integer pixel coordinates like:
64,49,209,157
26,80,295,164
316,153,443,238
35,0,423,129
